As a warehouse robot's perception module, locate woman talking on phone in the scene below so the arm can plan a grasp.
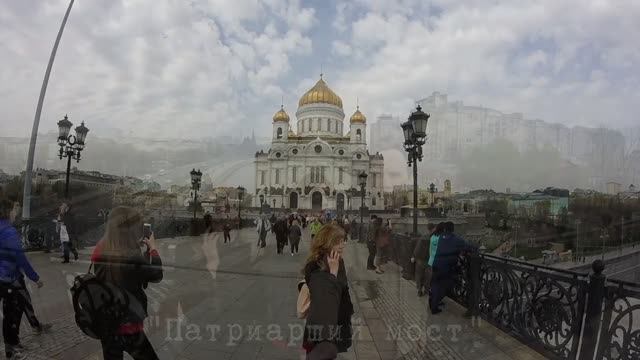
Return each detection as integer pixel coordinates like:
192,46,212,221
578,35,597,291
302,224,354,359
90,206,163,360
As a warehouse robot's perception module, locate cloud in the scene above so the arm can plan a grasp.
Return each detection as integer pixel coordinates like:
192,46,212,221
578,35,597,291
330,0,640,129
0,0,316,139
0,0,638,143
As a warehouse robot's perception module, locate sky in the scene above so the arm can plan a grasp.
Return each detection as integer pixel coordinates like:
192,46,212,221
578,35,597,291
1,0,639,140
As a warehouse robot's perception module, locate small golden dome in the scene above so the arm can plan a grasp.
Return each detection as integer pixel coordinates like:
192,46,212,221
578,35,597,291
350,106,366,123
298,76,343,109
273,105,290,122
288,129,295,137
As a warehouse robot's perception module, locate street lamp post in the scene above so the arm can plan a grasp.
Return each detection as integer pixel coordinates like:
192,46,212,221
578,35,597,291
237,186,245,230
56,115,89,198
22,0,76,220
190,169,202,221
401,106,430,236
429,183,436,207
358,172,368,241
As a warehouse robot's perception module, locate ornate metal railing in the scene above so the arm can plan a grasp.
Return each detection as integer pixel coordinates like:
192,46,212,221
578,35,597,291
449,252,640,360
597,279,640,359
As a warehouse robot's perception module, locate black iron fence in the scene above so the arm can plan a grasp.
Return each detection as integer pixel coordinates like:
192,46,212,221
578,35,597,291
387,233,640,360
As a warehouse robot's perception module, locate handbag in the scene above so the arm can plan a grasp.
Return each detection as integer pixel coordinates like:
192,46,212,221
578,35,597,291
297,280,310,319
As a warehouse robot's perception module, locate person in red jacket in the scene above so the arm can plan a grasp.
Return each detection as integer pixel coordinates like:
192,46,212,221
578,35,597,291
91,206,163,360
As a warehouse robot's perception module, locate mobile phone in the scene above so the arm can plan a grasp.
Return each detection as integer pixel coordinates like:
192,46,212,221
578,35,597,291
143,223,152,239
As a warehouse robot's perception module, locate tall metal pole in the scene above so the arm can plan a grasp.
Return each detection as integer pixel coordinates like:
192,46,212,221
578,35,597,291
620,216,624,253
64,153,72,198
360,184,365,238
237,197,242,230
412,152,418,236
22,0,75,220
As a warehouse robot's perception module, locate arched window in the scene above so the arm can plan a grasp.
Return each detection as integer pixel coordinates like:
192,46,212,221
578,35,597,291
372,197,377,206
356,129,362,141
277,127,283,139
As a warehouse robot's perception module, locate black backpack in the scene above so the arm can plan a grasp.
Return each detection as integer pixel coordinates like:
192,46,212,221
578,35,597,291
70,264,130,339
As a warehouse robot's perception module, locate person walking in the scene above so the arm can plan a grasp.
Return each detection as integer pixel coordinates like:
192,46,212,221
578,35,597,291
256,215,270,256
373,218,388,274
289,220,302,256
57,202,79,263
90,206,163,359
343,217,350,242
366,216,379,271
302,224,354,359
429,222,476,315
411,223,436,297
1,200,44,359
309,218,322,241
273,216,289,255
223,219,231,244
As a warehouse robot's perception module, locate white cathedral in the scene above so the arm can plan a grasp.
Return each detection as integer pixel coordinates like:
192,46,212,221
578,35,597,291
254,75,385,212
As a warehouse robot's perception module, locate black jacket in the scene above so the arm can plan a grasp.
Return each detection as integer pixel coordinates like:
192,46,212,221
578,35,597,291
92,243,163,324
303,259,354,352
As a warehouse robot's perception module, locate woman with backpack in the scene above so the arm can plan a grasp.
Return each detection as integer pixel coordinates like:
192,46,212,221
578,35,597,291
90,206,163,360
301,224,354,359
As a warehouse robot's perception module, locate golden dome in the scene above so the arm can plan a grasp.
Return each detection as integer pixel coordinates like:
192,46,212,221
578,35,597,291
273,105,290,122
288,129,296,137
350,106,366,123
298,77,343,108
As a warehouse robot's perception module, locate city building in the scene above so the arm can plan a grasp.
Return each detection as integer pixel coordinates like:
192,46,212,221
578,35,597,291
391,180,453,208
254,75,385,211
367,91,628,191
509,188,570,217
606,181,622,195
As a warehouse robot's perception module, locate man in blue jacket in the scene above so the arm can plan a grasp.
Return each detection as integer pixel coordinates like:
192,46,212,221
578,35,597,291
429,221,476,314
0,199,43,359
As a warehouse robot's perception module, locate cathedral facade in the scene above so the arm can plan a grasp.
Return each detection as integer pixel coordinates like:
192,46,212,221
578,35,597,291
254,76,384,211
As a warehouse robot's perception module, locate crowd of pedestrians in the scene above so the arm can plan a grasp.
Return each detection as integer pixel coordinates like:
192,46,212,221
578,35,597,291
0,192,478,360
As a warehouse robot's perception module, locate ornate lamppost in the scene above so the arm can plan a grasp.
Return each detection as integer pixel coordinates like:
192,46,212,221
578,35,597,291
401,105,430,236
57,115,89,198
429,182,437,207
358,171,368,240
190,169,202,220
237,186,245,229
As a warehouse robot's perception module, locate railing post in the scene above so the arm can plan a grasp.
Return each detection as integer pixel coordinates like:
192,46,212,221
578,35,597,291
464,251,481,317
578,260,606,360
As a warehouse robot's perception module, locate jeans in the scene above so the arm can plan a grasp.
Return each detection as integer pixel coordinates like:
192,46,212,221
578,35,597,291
1,283,23,358
16,277,40,329
429,268,454,313
366,243,377,269
223,232,231,243
100,332,159,360
290,238,300,254
62,241,79,261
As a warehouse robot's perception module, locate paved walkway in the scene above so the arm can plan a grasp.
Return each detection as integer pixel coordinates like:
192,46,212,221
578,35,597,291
6,228,544,359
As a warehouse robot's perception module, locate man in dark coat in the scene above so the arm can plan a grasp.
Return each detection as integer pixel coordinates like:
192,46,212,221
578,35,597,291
272,217,289,254
429,222,476,314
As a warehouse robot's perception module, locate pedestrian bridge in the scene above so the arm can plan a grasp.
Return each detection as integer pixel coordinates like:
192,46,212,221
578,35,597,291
12,228,637,359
